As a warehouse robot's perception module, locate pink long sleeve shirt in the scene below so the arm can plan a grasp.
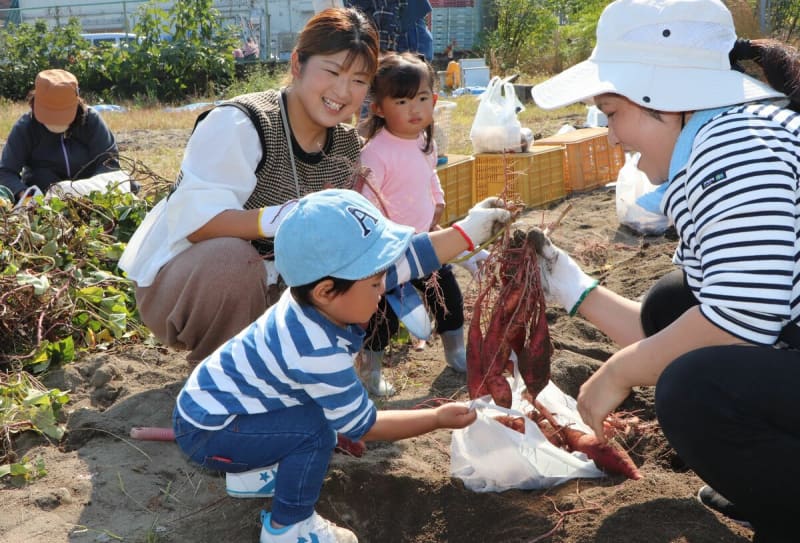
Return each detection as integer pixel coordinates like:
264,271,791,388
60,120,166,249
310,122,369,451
359,129,445,234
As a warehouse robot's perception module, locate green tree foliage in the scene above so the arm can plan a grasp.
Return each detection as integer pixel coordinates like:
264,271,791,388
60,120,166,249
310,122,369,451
484,0,558,70
0,19,87,100
0,0,239,102
483,0,610,76
484,0,799,79
125,0,239,101
765,0,800,42
554,0,608,70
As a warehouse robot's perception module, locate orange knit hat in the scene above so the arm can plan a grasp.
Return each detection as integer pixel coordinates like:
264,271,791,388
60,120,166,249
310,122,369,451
33,69,79,126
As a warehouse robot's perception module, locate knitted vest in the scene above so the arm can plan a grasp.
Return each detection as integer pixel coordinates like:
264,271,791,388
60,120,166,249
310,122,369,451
219,90,363,255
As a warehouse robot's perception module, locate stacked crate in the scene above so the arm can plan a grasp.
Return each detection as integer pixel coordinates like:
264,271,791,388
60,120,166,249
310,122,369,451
437,154,474,224
533,127,625,193
472,152,526,203
525,145,568,206
472,146,567,208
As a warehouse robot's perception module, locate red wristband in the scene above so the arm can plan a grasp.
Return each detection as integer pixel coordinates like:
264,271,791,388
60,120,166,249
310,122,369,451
452,223,474,252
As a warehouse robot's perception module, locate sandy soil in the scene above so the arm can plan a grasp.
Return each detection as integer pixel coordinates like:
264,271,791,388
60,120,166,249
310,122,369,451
1,133,755,543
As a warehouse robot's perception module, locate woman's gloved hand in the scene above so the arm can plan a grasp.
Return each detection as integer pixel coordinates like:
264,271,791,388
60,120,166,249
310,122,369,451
258,200,298,238
530,227,598,315
452,197,511,249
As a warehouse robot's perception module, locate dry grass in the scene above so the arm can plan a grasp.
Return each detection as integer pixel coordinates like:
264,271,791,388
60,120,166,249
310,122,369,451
105,107,201,131
0,101,201,182
0,101,198,136
725,0,762,39
105,107,202,181
0,91,583,182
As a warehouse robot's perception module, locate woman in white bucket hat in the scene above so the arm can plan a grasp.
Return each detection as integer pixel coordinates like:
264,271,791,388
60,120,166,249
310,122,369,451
531,0,800,540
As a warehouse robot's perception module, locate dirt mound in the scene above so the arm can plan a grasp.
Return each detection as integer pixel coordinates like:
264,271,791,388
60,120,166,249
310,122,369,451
1,187,753,543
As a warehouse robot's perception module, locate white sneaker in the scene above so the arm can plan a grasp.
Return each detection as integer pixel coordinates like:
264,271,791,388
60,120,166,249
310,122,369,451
260,511,358,543
226,464,277,498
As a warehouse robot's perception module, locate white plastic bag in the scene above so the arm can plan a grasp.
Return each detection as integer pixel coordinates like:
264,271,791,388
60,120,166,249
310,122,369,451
584,105,608,127
615,153,671,235
46,170,133,199
451,366,604,493
469,76,523,154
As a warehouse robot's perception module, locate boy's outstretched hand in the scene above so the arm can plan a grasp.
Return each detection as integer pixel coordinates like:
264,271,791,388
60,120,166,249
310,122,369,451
435,402,477,429
366,401,477,442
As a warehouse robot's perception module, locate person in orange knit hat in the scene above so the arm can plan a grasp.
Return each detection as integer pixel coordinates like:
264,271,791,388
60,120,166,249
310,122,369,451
0,69,122,205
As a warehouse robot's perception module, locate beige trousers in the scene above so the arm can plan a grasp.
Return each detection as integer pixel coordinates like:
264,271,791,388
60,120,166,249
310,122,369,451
135,238,280,364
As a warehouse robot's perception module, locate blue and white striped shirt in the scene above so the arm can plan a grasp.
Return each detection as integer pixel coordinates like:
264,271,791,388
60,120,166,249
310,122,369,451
663,102,800,345
176,234,440,437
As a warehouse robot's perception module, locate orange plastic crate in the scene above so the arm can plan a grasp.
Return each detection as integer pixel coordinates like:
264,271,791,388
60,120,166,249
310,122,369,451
473,153,527,204
534,127,624,193
437,154,474,224
526,145,567,207
473,150,567,208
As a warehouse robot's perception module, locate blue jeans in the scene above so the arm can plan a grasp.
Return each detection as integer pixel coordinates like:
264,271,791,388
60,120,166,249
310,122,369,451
173,404,337,525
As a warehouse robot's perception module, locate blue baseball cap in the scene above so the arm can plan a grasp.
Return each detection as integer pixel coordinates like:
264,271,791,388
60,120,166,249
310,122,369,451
275,189,415,287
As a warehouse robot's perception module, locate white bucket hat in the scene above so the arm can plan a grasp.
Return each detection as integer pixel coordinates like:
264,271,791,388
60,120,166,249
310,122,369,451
532,0,785,111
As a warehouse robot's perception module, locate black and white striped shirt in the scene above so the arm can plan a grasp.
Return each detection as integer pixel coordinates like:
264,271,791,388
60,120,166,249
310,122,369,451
663,103,800,345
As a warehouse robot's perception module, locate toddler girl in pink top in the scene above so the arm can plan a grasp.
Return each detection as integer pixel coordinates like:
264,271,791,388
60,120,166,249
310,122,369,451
358,52,469,396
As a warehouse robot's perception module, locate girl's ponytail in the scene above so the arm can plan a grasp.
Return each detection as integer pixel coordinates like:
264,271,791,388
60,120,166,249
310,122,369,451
730,38,800,112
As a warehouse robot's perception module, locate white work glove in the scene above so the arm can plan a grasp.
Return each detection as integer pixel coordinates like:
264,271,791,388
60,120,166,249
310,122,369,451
13,185,43,210
455,249,489,278
531,227,599,315
258,200,298,238
452,197,511,248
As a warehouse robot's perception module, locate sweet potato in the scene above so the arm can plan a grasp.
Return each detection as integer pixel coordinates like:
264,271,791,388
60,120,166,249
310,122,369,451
467,229,553,409
466,279,491,399
486,374,512,409
560,426,641,480
466,268,504,399
517,303,552,399
494,415,526,434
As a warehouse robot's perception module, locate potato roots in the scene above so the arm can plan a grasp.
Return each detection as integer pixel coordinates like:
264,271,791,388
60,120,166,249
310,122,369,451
467,229,552,407
476,229,641,480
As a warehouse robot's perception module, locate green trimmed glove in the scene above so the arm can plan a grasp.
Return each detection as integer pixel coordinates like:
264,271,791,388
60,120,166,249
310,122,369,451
531,228,598,315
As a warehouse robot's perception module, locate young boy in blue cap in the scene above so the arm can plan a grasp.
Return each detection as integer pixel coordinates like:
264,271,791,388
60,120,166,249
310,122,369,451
172,189,510,543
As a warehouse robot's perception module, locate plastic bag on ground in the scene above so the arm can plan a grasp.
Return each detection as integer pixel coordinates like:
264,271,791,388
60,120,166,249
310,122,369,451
450,360,604,492
46,170,134,199
615,153,671,235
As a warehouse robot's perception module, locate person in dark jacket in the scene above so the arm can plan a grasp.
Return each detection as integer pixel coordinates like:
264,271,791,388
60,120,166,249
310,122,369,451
398,0,433,61
0,69,120,205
